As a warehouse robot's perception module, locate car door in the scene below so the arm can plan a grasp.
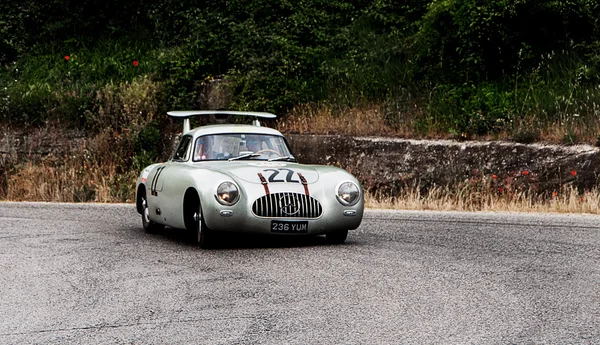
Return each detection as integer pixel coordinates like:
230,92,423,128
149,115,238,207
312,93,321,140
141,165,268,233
156,135,193,226
148,135,193,224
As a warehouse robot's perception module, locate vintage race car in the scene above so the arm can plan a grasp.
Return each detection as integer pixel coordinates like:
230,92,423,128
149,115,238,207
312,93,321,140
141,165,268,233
135,110,364,248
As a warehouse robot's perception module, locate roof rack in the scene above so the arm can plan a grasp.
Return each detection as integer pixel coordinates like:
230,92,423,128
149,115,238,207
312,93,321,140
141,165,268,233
167,110,277,133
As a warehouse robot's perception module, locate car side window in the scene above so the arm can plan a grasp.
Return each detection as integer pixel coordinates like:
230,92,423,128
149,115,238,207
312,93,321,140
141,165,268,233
173,135,192,161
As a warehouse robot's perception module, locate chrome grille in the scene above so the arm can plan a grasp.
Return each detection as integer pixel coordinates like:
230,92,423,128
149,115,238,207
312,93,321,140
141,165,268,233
252,192,322,218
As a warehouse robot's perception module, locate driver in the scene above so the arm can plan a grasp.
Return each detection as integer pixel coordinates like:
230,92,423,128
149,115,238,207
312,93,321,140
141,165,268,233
246,136,263,153
245,136,282,159
195,136,214,160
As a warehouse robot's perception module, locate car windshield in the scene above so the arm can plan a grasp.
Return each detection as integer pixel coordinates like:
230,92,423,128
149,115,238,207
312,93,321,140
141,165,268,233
192,133,293,161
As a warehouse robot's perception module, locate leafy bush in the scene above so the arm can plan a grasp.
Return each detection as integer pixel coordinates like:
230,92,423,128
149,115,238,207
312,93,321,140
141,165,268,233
0,39,162,125
2,0,600,139
414,0,600,83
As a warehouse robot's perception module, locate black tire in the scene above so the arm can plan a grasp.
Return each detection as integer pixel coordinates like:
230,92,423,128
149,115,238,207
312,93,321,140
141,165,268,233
189,205,214,249
325,230,348,244
141,194,164,234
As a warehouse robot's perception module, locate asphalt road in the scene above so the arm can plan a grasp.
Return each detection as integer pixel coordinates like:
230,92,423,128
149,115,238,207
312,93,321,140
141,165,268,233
0,203,599,344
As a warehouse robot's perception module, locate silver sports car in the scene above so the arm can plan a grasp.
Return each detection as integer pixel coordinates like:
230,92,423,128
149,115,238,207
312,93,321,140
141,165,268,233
135,110,364,248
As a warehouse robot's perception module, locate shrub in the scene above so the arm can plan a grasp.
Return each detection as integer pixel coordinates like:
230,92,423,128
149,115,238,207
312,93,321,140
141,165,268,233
414,0,600,84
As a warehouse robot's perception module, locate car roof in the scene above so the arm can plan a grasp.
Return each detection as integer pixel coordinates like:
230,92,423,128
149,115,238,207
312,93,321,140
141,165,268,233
185,124,285,138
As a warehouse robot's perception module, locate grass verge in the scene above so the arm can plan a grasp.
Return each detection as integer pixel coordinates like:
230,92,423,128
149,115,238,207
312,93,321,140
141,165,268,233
365,186,600,215
277,102,600,145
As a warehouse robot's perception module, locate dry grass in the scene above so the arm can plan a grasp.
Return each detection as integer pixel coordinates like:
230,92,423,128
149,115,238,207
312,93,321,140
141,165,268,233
365,186,600,215
277,103,423,137
6,160,136,203
4,130,138,203
277,103,600,145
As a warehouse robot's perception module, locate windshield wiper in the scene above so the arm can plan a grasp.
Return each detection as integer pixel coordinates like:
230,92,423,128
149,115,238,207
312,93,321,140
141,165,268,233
228,153,261,161
268,155,296,162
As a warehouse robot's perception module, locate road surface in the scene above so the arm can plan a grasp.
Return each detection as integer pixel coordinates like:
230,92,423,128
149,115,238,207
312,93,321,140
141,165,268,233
0,203,598,344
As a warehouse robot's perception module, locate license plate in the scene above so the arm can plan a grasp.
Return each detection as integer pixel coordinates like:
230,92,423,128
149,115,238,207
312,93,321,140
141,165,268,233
271,220,308,233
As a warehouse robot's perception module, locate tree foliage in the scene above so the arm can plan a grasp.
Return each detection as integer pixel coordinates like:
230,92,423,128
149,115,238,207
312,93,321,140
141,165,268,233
415,0,600,83
2,0,600,134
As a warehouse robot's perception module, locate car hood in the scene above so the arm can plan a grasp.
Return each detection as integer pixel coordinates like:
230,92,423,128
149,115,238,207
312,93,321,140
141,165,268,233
208,161,320,184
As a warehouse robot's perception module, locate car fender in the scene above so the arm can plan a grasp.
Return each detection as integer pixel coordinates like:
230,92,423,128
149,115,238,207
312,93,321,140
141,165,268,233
152,165,243,230
135,163,162,214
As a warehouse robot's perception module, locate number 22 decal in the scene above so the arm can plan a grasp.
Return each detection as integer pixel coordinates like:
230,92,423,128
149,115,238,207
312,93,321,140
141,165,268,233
263,168,299,183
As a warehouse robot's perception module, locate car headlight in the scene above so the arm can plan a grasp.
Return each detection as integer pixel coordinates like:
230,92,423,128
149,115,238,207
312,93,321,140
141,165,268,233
216,182,240,205
336,181,360,206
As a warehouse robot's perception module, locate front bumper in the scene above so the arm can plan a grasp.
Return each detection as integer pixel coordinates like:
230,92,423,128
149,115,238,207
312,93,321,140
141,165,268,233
202,198,363,235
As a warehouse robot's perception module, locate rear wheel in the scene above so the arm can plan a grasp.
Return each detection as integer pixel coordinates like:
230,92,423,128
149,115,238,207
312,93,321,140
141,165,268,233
141,194,164,234
325,230,348,244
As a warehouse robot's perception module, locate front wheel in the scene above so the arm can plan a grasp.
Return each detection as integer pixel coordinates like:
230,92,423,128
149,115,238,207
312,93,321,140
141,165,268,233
325,230,348,244
142,195,164,234
190,208,214,249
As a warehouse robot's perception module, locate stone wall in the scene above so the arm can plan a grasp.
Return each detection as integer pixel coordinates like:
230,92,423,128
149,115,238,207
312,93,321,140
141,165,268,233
287,135,600,195
2,128,599,197
1,126,86,165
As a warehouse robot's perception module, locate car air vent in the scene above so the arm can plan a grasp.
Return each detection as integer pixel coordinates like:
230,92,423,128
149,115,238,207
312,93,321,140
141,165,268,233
252,192,323,218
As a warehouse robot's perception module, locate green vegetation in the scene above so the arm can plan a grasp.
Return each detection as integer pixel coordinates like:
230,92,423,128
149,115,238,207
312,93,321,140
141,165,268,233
3,0,600,138
3,0,600,203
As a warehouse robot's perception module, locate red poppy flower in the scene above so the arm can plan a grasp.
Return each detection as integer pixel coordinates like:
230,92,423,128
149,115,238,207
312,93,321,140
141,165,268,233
571,170,577,176
492,174,497,179
552,191,558,197
64,55,70,61
522,171,529,176
580,197,584,203
133,60,139,67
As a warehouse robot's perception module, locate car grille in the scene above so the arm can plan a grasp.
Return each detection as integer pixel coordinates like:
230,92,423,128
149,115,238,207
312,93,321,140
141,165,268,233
252,192,323,218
